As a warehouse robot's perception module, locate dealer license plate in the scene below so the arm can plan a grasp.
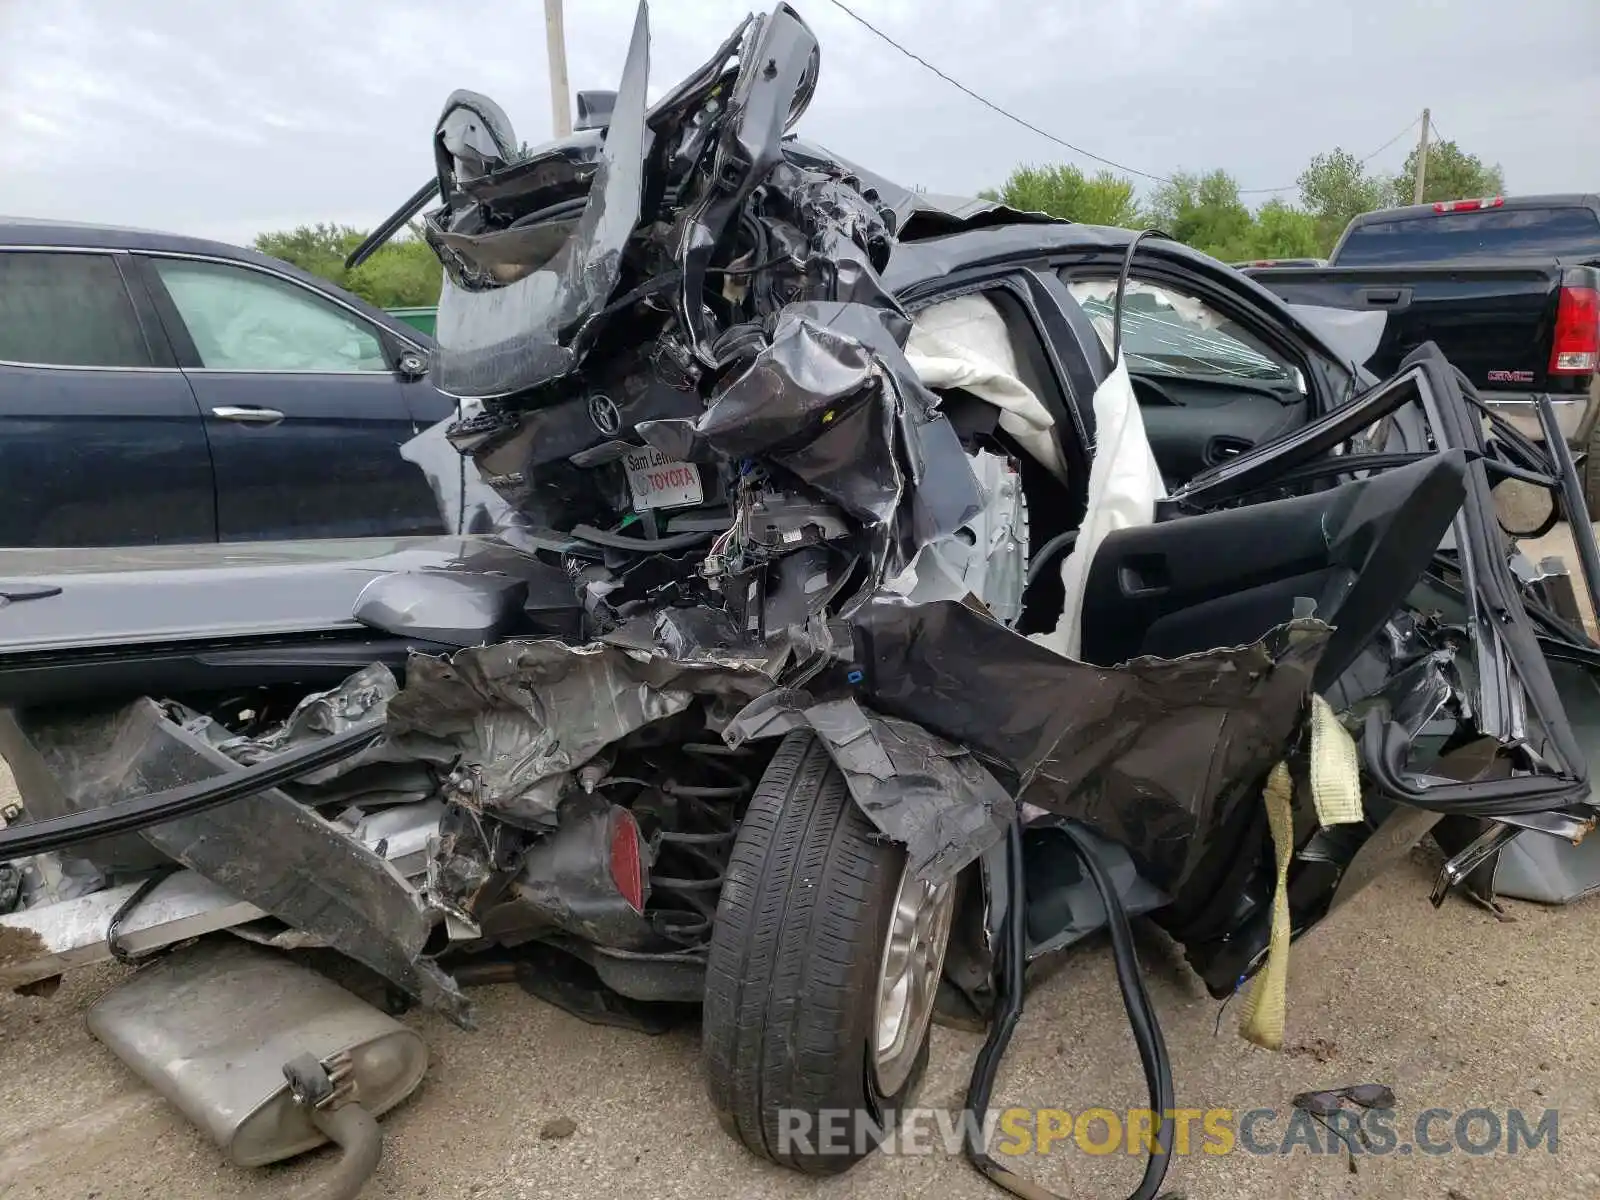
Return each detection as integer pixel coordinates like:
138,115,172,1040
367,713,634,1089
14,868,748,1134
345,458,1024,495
623,446,704,511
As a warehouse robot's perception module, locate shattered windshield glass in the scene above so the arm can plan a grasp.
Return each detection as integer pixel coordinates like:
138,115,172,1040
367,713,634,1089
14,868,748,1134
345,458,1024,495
1068,277,1294,383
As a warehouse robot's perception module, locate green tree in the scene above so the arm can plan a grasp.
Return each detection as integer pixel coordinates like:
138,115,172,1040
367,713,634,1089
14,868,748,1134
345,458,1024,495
1297,148,1391,253
1246,199,1322,260
253,223,363,282
1146,169,1254,260
346,239,443,308
1387,139,1505,206
252,223,442,308
989,163,1142,227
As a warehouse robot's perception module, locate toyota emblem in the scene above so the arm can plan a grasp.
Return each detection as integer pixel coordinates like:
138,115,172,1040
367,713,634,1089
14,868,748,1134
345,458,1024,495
588,393,622,435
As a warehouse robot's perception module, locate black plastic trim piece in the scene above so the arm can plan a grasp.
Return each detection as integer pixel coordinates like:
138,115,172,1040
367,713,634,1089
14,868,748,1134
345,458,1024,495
0,720,383,858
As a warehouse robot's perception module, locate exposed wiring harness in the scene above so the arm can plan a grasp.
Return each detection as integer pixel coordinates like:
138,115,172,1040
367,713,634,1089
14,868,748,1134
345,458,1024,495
570,524,713,553
963,819,1176,1200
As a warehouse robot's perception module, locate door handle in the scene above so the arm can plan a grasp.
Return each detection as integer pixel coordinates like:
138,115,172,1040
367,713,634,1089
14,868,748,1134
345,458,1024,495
211,406,286,425
1358,286,1411,309
1117,553,1171,598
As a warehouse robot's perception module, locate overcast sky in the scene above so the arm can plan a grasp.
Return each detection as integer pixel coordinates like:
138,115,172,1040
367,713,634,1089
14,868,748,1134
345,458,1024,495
2,0,1596,247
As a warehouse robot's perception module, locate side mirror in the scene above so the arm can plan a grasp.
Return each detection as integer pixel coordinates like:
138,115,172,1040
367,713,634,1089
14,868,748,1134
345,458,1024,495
396,349,430,381
575,90,616,131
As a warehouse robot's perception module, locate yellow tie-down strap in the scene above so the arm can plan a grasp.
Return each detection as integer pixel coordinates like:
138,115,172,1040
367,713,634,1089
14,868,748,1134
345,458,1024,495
1239,697,1364,1050
1308,693,1364,827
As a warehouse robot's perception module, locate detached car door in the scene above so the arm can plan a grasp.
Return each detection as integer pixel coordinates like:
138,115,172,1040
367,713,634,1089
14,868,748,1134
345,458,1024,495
136,254,445,541
0,248,216,546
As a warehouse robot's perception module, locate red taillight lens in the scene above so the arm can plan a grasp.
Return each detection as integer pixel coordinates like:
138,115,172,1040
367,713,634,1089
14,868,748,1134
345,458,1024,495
1550,286,1600,375
609,808,647,912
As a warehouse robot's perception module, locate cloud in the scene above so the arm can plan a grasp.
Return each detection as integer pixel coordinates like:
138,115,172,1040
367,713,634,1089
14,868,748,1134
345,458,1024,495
1,0,1595,247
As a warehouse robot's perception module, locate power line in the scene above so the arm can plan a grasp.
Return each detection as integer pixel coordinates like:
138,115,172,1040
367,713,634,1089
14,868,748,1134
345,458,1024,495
1231,115,1418,194
1239,116,1422,196
821,0,1175,186
823,0,1432,200
1359,115,1422,165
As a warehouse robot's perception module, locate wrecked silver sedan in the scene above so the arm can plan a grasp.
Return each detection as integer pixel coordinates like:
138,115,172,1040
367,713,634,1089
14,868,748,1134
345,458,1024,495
5,6,1600,1199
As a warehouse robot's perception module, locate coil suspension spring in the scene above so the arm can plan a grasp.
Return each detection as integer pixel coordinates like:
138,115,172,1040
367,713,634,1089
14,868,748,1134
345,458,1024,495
648,742,757,945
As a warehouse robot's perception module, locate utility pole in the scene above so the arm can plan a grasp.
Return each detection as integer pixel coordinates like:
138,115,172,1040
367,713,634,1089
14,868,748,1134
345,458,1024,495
545,0,573,138
1411,107,1431,205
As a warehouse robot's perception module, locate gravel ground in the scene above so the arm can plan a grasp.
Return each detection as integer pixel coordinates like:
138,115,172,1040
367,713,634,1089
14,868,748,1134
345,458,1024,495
3,527,1599,1200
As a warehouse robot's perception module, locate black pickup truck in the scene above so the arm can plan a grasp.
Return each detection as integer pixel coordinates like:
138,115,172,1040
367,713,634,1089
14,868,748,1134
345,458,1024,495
1245,194,1600,510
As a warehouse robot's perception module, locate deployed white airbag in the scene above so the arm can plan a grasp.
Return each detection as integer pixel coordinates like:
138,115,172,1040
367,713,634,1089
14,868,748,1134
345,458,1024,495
1031,355,1166,660
906,294,1067,484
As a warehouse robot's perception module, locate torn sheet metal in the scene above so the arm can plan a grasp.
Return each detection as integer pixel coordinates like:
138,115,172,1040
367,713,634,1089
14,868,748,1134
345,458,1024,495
847,598,1329,902
758,158,899,314
7,700,468,1024
214,662,398,779
639,300,984,593
883,448,1028,626
384,621,781,829
0,802,443,986
725,694,1016,885
425,0,649,397
666,8,823,365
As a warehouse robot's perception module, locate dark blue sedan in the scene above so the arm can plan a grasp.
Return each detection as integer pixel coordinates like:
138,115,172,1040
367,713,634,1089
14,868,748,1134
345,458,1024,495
0,218,457,546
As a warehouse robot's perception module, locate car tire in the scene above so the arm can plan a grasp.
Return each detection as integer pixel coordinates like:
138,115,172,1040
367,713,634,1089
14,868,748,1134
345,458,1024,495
702,729,952,1174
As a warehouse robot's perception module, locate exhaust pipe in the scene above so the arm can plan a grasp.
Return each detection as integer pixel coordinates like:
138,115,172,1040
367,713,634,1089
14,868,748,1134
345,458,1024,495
282,1053,386,1200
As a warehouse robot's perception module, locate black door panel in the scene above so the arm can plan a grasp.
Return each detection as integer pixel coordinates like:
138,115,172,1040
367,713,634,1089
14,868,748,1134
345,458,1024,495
193,373,442,541
0,365,216,546
136,255,445,541
1079,451,1468,688
0,250,215,547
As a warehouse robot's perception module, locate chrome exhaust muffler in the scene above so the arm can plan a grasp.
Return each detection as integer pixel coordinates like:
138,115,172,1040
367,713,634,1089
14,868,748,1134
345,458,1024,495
88,939,427,1199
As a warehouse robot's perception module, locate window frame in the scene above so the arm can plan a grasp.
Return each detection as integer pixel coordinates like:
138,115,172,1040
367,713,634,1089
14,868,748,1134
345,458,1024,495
134,251,420,376
1060,274,1301,391
1053,255,1338,421
897,264,1112,510
0,245,176,372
